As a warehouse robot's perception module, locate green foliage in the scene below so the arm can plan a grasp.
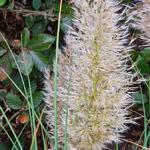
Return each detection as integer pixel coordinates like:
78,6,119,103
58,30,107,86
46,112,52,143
25,16,35,28
0,0,71,149
132,92,148,104
61,16,72,32
0,0,6,7
136,55,150,74
32,0,41,10
32,91,43,107
27,33,55,51
13,53,34,76
0,89,6,101
22,28,30,47
0,143,7,150
0,47,7,56
6,93,22,110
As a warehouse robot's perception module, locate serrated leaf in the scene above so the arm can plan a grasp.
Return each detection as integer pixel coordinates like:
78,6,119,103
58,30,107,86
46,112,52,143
27,80,37,95
22,28,30,47
32,0,41,10
27,34,55,51
25,16,35,28
6,93,22,110
29,51,48,72
32,91,43,107
0,48,7,57
132,92,148,104
14,53,34,76
32,22,45,36
0,53,13,76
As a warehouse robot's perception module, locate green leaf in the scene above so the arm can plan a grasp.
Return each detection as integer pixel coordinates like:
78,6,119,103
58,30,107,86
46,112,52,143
0,0,6,7
25,16,35,28
145,103,150,117
44,0,53,8
32,22,46,36
0,143,8,150
29,51,48,72
27,34,55,51
6,93,22,110
136,55,150,74
32,0,41,10
0,47,7,56
0,89,6,101
132,92,148,104
27,80,37,95
13,53,34,76
140,48,150,61
10,72,27,93
22,28,30,47
61,16,72,32
0,53,13,75
32,91,43,107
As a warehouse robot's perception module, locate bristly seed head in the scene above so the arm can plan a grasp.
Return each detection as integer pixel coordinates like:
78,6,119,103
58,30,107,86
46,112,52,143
44,0,134,149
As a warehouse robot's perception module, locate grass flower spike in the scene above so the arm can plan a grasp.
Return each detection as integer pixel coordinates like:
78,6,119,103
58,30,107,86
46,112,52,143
44,0,133,149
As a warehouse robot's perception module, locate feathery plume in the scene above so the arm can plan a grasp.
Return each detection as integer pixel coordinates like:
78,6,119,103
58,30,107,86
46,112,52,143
44,0,133,149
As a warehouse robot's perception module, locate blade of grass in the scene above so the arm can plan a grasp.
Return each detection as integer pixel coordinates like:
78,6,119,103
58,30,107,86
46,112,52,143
0,124,19,150
20,35,38,150
2,68,51,143
123,139,150,150
41,127,47,150
140,85,148,149
11,123,28,150
53,0,63,149
30,108,44,150
0,107,23,150
129,54,149,149
0,35,50,148
0,33,34,144
0,33,28,99
115,144,119,150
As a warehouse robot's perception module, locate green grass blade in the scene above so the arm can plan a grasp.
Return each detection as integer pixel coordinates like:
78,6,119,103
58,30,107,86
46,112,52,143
53,0,63,149
0,107,23,150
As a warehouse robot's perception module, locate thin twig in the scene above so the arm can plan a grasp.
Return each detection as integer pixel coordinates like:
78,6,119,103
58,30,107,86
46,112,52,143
122,139,150,150
0,8,57,20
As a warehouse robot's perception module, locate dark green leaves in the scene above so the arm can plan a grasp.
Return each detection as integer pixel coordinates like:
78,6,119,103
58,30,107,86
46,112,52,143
29,51,48,72
136,55,150,74
20,28,55,73
6,93,22,110
28,34,55,51
32,91,43,107
0,47,7,57
132,92,148,104
32,0,41,10
136,49,150,74
25,16,35,28
22,28,30,47
14,53,34,76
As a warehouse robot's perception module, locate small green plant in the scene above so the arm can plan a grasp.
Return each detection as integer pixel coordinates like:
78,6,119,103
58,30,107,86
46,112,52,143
0,0,6,7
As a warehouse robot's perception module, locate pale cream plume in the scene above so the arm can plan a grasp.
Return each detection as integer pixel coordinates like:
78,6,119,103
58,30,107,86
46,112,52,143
44,0,133,149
